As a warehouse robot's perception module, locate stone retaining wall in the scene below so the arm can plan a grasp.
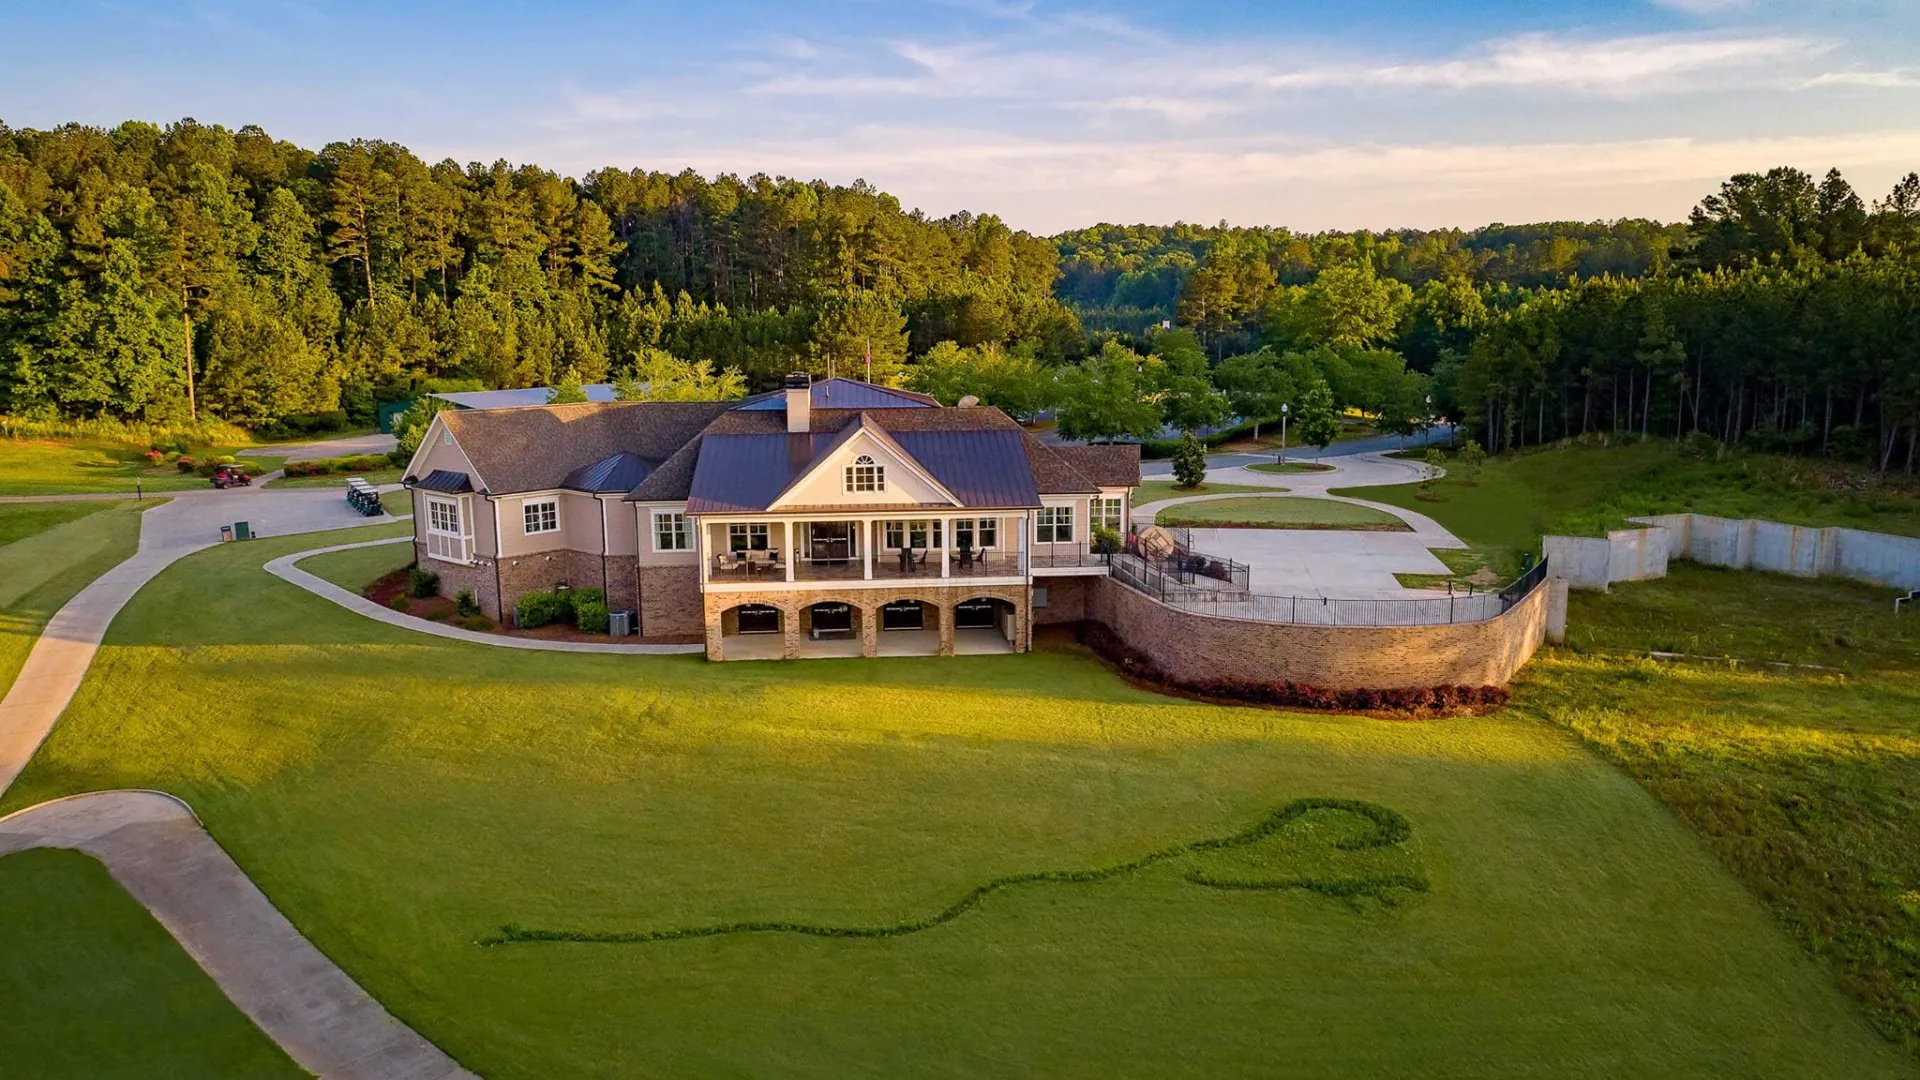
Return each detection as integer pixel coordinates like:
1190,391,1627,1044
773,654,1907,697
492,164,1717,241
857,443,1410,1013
1085,576,1552,690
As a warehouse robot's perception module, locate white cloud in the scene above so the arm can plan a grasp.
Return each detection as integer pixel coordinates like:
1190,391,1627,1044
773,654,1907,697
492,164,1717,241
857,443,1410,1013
1799,69,1920,89
1649,0,1755,14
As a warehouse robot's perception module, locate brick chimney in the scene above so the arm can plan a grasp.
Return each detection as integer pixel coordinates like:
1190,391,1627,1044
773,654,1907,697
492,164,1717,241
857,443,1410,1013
784,372,811,434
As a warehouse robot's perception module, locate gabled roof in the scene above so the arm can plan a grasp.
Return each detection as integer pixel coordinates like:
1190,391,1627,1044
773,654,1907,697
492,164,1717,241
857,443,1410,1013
561,451,656,494
733,378,937,411
437,400,732,494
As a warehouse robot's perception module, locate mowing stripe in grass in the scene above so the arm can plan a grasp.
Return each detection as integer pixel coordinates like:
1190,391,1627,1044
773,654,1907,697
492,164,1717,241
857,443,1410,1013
484,797,1423,946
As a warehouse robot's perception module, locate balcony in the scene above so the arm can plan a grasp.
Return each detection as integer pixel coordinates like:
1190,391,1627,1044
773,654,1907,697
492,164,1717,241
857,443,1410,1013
709,547,1026,585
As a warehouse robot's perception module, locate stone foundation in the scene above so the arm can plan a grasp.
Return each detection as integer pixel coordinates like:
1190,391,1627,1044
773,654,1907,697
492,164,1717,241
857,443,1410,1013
1031,576,1092,624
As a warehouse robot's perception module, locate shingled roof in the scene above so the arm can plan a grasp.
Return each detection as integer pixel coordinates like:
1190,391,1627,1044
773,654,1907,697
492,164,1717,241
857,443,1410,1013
434,401,731,494
1051,444,1142,489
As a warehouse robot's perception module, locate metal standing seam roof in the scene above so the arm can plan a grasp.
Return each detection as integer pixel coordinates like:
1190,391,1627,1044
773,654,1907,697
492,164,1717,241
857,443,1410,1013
560,451,657,493
414,469,474,493
732,378,936,411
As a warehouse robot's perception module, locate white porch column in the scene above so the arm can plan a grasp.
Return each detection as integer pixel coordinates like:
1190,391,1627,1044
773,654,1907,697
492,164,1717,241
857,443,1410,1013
940,516,951,578
785,520,796,582
862,519,873,580
696,517,709,584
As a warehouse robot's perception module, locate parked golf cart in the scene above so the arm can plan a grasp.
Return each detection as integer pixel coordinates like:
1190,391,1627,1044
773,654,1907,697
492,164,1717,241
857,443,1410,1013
209,466,252,489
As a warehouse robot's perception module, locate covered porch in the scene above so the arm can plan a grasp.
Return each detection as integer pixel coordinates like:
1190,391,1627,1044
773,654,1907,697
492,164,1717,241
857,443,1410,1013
699,515,1029,585
708,592,1025,661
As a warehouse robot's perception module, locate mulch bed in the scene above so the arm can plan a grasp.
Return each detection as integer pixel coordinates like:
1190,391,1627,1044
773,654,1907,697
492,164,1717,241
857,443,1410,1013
361,567,699,645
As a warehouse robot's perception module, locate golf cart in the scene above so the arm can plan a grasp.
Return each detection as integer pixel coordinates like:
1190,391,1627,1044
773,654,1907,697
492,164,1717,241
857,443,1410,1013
209,466,252,489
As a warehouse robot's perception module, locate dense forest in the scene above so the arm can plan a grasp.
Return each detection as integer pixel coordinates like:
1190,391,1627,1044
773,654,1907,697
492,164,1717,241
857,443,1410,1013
1,118,1917,469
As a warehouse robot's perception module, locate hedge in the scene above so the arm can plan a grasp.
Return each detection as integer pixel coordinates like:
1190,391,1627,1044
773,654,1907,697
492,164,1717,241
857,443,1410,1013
515,590,573,628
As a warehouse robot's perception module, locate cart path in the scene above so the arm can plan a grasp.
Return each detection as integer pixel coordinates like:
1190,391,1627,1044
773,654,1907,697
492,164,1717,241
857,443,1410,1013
1,488,402,799
0,790,477,1080
267,537,706,654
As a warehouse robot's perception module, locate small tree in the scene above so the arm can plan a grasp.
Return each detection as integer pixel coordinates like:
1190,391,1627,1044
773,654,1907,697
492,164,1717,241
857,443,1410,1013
1457,439,1486,485
1171,431,1208,489
1421,448,1445,495
1295,378,1341,458
546,366,589,404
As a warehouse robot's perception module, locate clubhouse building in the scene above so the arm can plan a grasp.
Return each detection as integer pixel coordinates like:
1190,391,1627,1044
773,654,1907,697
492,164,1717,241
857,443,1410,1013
401,375,1140,660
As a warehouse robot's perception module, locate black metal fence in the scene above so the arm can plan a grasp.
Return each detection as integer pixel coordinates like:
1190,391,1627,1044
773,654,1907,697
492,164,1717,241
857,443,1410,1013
1112,548,1552,627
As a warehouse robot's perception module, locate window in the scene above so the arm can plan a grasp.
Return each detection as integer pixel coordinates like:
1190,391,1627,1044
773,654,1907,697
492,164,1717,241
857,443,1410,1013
883,520,942,549
423,495,468,564
884,521,905,549
653,511,689,552
1036,506,1074,544
844,454,885,493
954,519,998,549
728,523,770,551
523,499,558,535
1090,496,1124,533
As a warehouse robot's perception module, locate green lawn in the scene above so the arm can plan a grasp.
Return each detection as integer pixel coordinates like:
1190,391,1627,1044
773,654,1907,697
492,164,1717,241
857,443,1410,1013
1519,564,1920,1052
1158,495,1409,530
1345,439,1920,580
0,848,305,1079
0,526,1907,1079
0,500,153,697
0,438,283,496
1245,461,1336,475
0,500,116,546
1133,479,1279,506
267,467,404,490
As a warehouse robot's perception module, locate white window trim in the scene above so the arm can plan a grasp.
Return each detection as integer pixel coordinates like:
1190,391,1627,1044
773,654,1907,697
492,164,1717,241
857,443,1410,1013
523,498,559,536
1036,505,1075,544
422,494,473,565
1090,496,1124,533
652,510,690,552
844,453,885,494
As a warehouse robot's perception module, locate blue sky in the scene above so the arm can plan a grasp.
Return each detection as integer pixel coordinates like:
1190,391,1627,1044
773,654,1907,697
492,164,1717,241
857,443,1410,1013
5,0,1919,232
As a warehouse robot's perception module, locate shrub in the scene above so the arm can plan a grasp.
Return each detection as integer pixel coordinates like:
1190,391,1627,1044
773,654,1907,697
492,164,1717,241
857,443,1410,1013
1171,431,1208,489
515,590,571,628
282,459,329,477
571,587,605,608
408,567,439,599
143,448,163,465
388,594,411,613
1457,440,1485,484
455,589,481,618
175,456,197,473
1092,524,1122,555
459,614,492,632
575,599,610,634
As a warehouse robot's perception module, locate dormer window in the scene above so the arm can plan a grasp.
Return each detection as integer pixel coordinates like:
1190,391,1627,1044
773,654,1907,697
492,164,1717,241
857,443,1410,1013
844,454,884,493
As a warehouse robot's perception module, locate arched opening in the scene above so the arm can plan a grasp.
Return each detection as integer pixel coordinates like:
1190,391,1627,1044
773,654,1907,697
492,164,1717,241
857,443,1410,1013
875,599,940,657
954,597,1017,653
719,603,785,661
798,600,865,658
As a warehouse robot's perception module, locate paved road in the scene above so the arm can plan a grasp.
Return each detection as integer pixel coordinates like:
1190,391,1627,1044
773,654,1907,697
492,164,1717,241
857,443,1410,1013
1140,423,1453,477
264,431,399,462
0,791,476,1080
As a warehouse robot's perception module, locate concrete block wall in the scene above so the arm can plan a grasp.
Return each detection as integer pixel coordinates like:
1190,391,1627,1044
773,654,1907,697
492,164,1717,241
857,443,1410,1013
1545,528,1669,590
1086,576,1551,691
1550,513,1920,594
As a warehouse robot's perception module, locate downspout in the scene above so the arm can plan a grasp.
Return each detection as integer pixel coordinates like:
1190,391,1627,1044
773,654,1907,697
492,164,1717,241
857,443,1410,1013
490,495,504,623
600,497,610,600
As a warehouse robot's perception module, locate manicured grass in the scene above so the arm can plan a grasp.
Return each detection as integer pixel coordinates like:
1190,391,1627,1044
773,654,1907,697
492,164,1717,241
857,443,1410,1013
302,536,413,590
0,848,305,1079
1133,479,1279,505
266,467,404,490
1158,495,1410,530
0,500,153,697
1,527,1907,1078
380,488,410,516
1519,564,1920,1051
1245,461,1336,475
1350,439,1920,580
0,438,283,496
0,500,116,546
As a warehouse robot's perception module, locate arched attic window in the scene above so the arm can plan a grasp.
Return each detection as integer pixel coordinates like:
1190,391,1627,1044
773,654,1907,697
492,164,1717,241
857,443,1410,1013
844,454,885,493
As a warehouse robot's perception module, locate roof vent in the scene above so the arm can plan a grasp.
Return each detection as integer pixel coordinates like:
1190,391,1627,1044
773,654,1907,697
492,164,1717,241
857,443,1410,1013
957,394,980,408
784,372,811,433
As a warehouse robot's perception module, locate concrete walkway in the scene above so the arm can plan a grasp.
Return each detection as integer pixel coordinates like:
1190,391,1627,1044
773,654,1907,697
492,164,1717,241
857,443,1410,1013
0,791,476,1080
268,537,706,655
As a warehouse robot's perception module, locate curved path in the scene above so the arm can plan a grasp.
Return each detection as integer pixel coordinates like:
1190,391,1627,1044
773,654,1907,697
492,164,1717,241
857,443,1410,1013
268,537,704,654
0,791,476,1080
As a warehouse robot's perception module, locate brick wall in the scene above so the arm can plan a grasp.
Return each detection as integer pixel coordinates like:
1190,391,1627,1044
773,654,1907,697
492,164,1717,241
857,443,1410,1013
1032,576,1092,624
639,565,703,637
417,543,501,621
1087,577,1549,690
605,555,638,612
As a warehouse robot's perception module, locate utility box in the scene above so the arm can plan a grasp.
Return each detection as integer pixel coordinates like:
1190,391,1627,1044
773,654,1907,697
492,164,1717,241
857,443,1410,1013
234,521,252,540
220,525,233,542
608,609,635,637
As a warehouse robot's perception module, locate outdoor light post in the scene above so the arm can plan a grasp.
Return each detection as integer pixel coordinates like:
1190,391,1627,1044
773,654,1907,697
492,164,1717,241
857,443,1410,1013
1278,403,1289,462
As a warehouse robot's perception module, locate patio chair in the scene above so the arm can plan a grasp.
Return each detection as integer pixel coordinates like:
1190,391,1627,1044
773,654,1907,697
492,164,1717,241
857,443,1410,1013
912,549,929,572
714,552,746,575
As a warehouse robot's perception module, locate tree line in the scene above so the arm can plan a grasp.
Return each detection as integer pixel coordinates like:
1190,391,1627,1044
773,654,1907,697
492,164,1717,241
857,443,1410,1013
1,117,1916,470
